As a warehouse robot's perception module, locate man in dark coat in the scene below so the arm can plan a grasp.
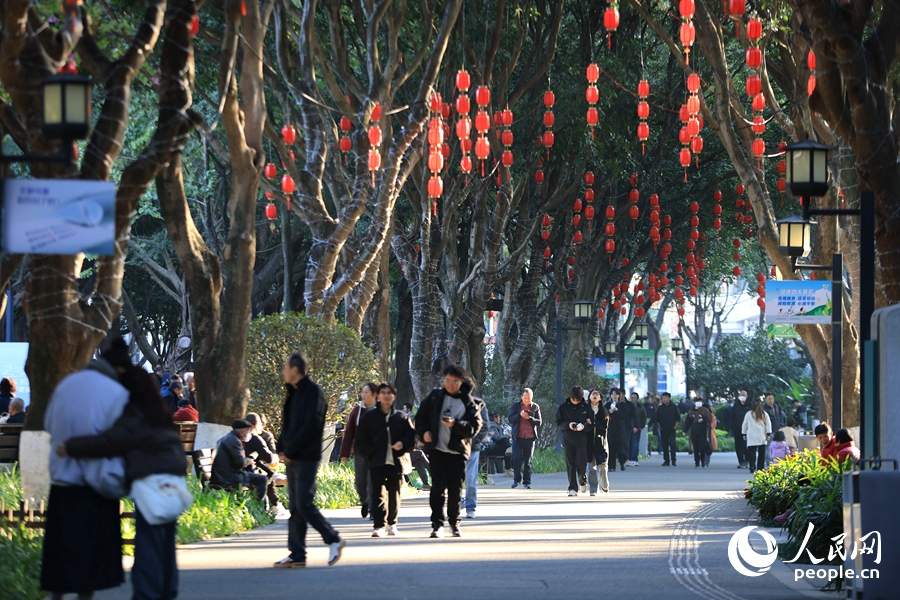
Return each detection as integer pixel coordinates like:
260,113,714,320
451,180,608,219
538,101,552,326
655,392,681,466
354,383,415,537
414,364,482,539
211,419,269,502
557,386,591,495
628,392,648,466
274,352,344,568
508,388,542,489
605,388,633,471
683,399,713,468
731,391,752,468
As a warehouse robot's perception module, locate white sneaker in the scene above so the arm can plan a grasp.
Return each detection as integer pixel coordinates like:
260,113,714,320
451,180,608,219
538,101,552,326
466,510,475,519
327,539,345,565
580,484,587,493
567,490,577,497
430,527,445,539
388,524,400,536
590,492,597,496
371,528,387,538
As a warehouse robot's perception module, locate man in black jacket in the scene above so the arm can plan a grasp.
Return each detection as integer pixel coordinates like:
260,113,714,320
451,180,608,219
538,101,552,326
415,364,482,539
731,391,751,468
211,419,269,502
354,383,415,538
274,352,344,568
556,386,591,496
655,392,680,466
508,388,542,489
606,388,633,471
628,392,648,466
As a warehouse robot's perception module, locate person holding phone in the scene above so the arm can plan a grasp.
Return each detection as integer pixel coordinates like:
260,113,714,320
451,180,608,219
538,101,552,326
508,388,542,489
556,386,590,496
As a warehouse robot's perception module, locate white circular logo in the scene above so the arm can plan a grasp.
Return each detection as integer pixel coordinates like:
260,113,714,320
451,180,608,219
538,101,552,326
727,526,779,577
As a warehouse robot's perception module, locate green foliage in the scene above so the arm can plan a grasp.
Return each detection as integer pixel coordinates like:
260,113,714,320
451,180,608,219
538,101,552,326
245,313,378,436
531,449,567,473
176,476,274,544
0,525,43,600
688,328,805,404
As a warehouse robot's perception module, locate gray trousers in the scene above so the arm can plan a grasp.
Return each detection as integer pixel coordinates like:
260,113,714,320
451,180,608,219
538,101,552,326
354,453,372,507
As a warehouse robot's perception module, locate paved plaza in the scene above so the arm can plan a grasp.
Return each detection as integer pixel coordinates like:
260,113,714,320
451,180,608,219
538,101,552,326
97,452,836,600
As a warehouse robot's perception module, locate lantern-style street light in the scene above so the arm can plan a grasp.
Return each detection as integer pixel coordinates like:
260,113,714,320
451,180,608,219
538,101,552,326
785,138,830,202
41,74,93,141
775,215,812,269
555,300,594,410
671,337,684,354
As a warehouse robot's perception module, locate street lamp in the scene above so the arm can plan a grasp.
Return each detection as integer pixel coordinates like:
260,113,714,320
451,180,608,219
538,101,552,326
41,74,93,141
634,321,649,342
604,341,618,356
776,215,812,268
573,300,593,323
671,337,684,355
785,139,830,200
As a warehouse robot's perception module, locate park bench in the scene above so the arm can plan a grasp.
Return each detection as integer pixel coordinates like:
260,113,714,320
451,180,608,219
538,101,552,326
175,421,198,472
192,447,287,490
1,498,136,548
0,423,24,463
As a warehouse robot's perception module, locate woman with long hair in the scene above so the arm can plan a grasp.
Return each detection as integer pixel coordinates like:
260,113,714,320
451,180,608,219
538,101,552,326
586,389,610,495
741,401,772,473
59,362,187,600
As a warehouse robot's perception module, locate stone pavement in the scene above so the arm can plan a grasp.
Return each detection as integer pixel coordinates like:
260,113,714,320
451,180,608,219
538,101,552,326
97,452,840,600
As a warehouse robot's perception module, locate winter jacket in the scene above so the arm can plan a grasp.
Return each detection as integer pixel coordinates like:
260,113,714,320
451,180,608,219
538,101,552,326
683,406,713,435
414,382,483,460
508,401,542,439
471,398,491,452
731,400,752,435
606,398,633,439
819,436,839,461
212,430,253,488
338,403,371,459
556,400,591,447
762,401,786,431
835,441,860,463
790,405,808,429
277,376,328,462
172,405,199,422
354,407,415,468
741,411,772,447
65,403,186,485
243,433,275,475
631,401,648,431
586,402,609,464
655,402,681,431
769,440,792,461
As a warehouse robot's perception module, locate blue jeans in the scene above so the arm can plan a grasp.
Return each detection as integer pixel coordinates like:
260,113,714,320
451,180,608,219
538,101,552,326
629,430,641,461
286,460,341,562
464,450,480,512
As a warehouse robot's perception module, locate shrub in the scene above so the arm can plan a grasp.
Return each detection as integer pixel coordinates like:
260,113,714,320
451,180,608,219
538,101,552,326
245,312,378,436
531,449,567,473
176,476,274,543
0,524,43,600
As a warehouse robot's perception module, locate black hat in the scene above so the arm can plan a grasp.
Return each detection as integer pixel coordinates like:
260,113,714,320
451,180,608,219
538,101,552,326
232,418,253,430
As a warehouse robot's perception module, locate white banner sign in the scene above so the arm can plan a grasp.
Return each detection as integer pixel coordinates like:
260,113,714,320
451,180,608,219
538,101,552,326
3,178,116,255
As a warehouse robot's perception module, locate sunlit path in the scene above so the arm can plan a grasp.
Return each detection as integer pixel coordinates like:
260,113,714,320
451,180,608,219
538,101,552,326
95,453,834,600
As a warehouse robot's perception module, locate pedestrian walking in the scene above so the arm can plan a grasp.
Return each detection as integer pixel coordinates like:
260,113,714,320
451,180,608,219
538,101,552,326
628,392,647,466
42,344,131,598
60,362,188,600
731,391,751,468
585,389,610,495
605,388,632,471
741,401,772,473
655,392,680,466
274,351,345,568
415,365,482,538
338,382,378,519
463,379,490,519
509,388,542,489
557,386,590,496
683,399,713,468
354,383,415,538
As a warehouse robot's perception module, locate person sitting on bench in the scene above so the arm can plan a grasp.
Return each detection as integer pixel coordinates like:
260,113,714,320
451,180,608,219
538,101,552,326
211,419,269,502
481,412,512,471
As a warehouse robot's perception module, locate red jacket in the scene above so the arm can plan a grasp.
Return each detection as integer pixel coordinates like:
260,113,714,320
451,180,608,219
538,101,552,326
835,441,860,462
819,436,839,460
172,405,199,422
339,404,367,459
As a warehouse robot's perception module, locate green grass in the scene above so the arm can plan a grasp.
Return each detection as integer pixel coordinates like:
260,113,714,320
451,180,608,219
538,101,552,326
277,460,422,509
531,449,567,473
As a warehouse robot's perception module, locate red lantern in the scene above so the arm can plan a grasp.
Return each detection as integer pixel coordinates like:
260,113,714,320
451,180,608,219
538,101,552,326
543,111,555,127
679,148,692,168
606,206,615,220
733,266,742,276
541,230,550,241
339,137,352,153
687,73,701,93
752,93,766,112
265,203,277,221
190,13,200,36
637,101,650,119
728,0,745,18
281,125,296,145
574,231,583,244
629,205,639,220
475,86,491,107
752,138,765,157
752,116,766,134
604,8,620,32
679,22,695,48
475,138,490,160
587,64,600,83
281,174,295,194
746,47,762,69
585,205,595,221
746,75,761,96
535,170,545,184
746,18,762,41
265,163,277,179
638,122,650,143
542,131,555,149
456,95,470,115
691,135,704,154
456,70,471,92
605,239,616,253
502,150,514,166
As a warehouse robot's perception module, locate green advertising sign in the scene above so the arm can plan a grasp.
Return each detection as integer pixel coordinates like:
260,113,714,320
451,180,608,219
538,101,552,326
624,348,654,370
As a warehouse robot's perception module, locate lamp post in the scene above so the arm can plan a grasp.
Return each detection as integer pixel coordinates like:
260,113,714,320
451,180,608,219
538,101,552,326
779,140,876,448
672,337,689,399
555,300,594,408
0,73,92,167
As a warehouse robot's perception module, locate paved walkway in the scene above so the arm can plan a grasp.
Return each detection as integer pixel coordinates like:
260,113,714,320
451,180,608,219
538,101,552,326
97,452,838,599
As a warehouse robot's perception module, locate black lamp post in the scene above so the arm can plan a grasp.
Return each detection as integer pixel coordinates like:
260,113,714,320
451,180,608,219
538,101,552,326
672,337,689,399
780,140,876,451
555,300,594,407
0,73,92,166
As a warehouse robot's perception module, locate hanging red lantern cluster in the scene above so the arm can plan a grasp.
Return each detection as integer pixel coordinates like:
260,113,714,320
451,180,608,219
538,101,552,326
366,103,382,186
776,141,787,200
745,17,766,169
427,93,446,216
456,70,473,174
586,64,600,140
584,171,596,230
474,85,491,175
679,0,696,65
540,214,552,271
678,103,692,180
712,189,723,232
265,201,278,233
660,214,673,260
731,183,744,276
686,73,703,167
807,49,816,96
339,109,353,162
604,1,620,48
628,172,639,229
637,79,650,155
499,105,514,173
649,193,661,250
727,0,745,21
542,88,555,160
755,271,767,310
604,201,616,260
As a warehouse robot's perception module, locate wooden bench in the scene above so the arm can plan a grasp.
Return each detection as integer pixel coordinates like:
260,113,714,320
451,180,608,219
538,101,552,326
0,423,24,463
1,499,136,548
175,422,198,473
192,447,287,489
